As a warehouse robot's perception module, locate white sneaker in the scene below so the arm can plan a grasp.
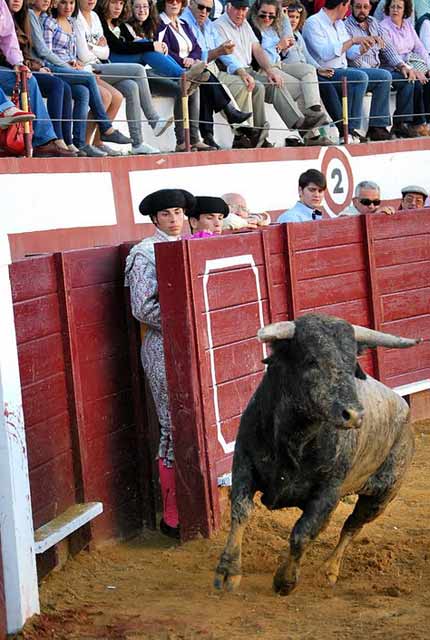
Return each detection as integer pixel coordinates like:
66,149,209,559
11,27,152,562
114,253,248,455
153,116,174,138
131,142,160,155
96,143,123,157
67,144,79,153
339,134,361,145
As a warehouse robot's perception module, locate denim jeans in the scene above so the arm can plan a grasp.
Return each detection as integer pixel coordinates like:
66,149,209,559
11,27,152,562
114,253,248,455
0,67,56,147
320,67,368,133
34,72,73,145
47,65,112,147
0,85,13,111
390,70,415,123
360,67,391,127
109,50,184,79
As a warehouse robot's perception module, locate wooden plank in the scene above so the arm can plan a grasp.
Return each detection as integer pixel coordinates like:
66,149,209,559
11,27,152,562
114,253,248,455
187,233,264,275
84,427,138,474
13,294,61,344
200,300,270,349
196,265,268,311
9,255,57,303
374,235,430,268
288,215,362,251
385,367,430,389
66,246,122,287
267,253,287,285
21,372,69,427
382,344,430,378
301,298,372,326
295,243,366,280
75,323,129,364
82,390,135,440
381,287,430,323
295,271,368,311
34,502,103,554
78,355,132,403
26,412,73,471
30,452,76,529
207,372,263,424
370,211,430,240
376,262,430,295
69,284,127,328
207,338,265,384
17,333,65,387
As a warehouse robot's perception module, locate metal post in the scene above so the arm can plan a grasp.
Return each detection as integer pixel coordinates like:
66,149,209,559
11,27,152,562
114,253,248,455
341,77,349,143
19,70,32,158
180,75,191,153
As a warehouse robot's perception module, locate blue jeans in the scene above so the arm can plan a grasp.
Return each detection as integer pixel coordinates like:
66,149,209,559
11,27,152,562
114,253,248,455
34,72,73,145
109,50,184,79
47,65,112,147
320,67,368,133
390,70,415,123
361,67,391,127
0,85,13,111
0,67,56,147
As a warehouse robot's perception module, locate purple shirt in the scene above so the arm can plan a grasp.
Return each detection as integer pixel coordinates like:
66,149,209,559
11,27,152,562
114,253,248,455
0,0,23,65
380,16,430,65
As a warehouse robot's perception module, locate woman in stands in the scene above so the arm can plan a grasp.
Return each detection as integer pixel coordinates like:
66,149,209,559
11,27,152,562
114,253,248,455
75,0,173,154
248,0,333,145
380,0,430,136
6,0,78,153
125,188,195,540
0,0,75,155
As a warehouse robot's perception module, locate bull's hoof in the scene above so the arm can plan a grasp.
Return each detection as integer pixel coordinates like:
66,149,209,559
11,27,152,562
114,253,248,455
323,559,340,586
214,571,242,592
273,570,297,596
325,568,339,587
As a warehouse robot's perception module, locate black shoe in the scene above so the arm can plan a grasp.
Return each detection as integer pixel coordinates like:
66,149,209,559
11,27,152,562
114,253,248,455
160,519,180,540
223,103,252,125
351,129,368,143
232,133,253,149
367,126,393,141
203,135,221,150
261,139,274,148
285,137,305,147
100,129,131,145
392,122,420,138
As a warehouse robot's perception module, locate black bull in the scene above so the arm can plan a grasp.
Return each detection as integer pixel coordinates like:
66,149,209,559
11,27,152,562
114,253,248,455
214,314,422,595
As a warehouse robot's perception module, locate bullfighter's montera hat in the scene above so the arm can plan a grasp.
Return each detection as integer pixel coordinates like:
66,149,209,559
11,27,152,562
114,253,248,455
188,196,229,219
139,189,196,218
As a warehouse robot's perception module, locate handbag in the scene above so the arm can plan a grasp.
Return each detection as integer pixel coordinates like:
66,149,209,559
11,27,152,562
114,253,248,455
407,53,429,73
0,73,32,157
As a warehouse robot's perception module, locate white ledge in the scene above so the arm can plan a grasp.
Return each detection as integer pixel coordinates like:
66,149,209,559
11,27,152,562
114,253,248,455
394,379,430,397
34,502,103,554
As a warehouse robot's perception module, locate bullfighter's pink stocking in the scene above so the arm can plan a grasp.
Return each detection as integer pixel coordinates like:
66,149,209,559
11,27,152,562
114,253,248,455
158,458,179,527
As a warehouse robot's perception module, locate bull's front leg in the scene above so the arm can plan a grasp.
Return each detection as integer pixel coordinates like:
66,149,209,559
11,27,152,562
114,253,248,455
214,470,255,592
273,492,338,596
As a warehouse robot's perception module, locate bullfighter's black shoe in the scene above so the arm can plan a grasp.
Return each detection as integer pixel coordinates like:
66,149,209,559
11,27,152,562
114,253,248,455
160,518,180,540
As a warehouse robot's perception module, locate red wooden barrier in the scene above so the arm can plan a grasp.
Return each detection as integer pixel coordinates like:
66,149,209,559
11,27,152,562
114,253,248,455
157,215,429,541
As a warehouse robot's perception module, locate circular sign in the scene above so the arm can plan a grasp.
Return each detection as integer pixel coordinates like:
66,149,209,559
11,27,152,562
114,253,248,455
321,147,354,216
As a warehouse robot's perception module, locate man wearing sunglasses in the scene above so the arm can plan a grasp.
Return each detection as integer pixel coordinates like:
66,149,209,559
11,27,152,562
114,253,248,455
348,180,395,215
182,0,258,149
399,185,428,211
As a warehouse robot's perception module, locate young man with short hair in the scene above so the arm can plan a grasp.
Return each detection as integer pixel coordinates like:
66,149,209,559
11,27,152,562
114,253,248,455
277,169,327,222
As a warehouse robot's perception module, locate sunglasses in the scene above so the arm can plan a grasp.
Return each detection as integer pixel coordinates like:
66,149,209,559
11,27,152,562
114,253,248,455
359,198,381,206
286,5,304,11
258,11,276,18
195,2,211,11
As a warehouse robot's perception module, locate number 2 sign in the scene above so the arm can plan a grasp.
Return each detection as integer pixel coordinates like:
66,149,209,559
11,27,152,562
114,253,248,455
321,147,354,216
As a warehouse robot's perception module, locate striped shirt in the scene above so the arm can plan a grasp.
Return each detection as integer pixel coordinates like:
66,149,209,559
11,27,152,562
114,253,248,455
42,15,77,63
344,14,404,70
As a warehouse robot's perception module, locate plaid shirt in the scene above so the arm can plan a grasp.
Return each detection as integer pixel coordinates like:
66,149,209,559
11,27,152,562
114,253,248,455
42,15,77,63
344,14,404,71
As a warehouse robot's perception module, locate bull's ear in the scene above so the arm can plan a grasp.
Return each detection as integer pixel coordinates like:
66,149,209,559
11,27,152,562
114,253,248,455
355,361,367,380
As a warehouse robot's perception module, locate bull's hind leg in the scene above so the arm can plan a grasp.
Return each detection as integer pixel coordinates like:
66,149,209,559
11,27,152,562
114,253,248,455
214,467,255,592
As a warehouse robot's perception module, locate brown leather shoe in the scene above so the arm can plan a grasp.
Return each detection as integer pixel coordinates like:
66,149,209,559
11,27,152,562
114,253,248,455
33,140,77,158
411,123,430,136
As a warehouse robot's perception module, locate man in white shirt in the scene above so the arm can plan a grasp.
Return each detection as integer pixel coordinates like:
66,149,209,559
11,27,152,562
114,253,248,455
215,0,326,146
346,181,395,215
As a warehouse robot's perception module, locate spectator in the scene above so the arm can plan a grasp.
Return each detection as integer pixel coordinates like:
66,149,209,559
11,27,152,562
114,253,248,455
416,13,430,56
345,0,421,139
215,0,319,147
181,0,258,149
41,0,131,156
379,0,430,136
7,0,77,153
157,0,251,151
125,188,195,541
283,1,341,145
248,0,333,146
302,0,376,143
76,0,172,154
222,191,271,228
399,184,428,209
347,180,396,214
0,0,75,155
277,168,326,222
186,195,229,234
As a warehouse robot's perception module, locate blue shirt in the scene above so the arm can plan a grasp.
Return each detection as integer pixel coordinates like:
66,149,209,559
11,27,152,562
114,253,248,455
277,201,323,223
302,9,357,69
181,6,241,73
258,18,294,64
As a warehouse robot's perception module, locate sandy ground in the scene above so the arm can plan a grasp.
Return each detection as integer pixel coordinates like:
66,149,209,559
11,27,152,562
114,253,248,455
14,420,430,640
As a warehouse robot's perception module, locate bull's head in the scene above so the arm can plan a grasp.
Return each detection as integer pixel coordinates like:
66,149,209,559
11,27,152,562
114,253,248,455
258,314,421,430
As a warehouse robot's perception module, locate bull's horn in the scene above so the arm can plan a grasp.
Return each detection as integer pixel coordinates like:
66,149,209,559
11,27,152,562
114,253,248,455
353,325,422,349
257,321,296,342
